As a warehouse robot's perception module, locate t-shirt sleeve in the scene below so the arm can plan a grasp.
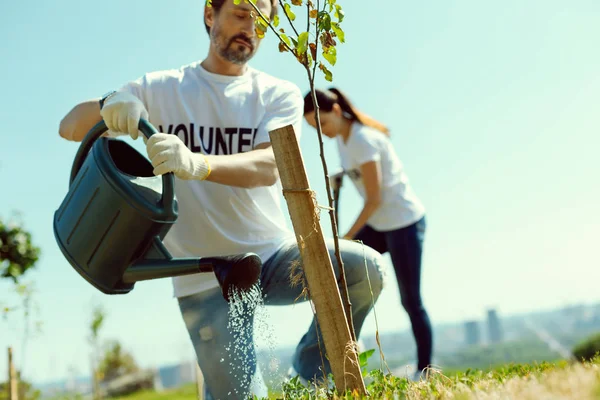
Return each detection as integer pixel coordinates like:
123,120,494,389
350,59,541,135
348,125,381,166
254,82,304,148
118,74,151,111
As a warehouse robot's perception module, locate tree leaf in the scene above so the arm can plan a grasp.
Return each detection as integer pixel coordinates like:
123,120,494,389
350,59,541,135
309,43,317,61
359,349,375,368
280,33,291,47
254,17,268,39
273,14,279,27
320,31,336,48
291,0,303,5
284,3,296,21
322,45,337,66
309,9,317,19
296,31,309,56
332,22,345,43
335,4,344,23
319,62,333,81
318,11,331,31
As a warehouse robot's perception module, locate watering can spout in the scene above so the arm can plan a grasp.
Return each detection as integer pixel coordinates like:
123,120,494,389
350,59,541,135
122,258,209,284
123,237,262,302
205,253,262,301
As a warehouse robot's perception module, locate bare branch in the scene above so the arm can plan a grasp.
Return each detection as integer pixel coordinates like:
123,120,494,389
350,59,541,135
311,0,320,84
280,0,300,37
306,0,311,37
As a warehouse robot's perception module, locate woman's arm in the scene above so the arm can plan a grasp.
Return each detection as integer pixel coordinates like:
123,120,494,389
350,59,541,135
343,160,382,239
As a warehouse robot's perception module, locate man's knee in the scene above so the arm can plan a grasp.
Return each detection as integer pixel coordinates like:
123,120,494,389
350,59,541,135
333,239,385,298
198,325,216,342
363,248,384,299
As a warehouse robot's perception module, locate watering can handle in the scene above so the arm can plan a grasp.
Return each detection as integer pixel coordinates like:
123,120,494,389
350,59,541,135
69,119,175,214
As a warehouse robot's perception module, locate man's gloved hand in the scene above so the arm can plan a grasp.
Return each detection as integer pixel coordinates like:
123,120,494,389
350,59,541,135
100,91,149,140
146,133,211,180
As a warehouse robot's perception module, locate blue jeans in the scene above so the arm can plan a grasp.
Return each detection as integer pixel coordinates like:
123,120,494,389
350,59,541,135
354,216,433,371
177,237,384,400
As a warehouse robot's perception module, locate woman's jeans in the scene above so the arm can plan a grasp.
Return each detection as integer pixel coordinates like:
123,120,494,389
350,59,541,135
177,237,384,400
354,216,433,371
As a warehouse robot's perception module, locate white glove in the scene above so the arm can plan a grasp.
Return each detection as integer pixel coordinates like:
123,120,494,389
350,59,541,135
146,133,211,180
100,91,149,140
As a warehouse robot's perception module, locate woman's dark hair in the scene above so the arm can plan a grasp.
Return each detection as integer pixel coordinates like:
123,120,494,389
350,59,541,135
204,0,279,34
303,87,390,136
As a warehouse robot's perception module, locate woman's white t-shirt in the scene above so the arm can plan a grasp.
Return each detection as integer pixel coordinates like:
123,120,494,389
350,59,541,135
336,123,425,231
120,61,304,298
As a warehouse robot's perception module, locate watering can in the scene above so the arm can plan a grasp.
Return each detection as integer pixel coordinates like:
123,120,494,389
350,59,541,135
53,119,261,302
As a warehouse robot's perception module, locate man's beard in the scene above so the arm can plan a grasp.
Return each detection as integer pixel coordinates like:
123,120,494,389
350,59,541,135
212,25,256,65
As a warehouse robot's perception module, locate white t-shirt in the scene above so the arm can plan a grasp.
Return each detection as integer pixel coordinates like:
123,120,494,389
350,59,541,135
337,122,425,231
120,61,303,298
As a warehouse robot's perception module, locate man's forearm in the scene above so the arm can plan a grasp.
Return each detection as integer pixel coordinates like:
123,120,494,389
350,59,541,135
59,99,103,142
60,102,280,188
203,147,279,188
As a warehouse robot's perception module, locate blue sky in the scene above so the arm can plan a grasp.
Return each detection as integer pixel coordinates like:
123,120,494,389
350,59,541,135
1,0,599,385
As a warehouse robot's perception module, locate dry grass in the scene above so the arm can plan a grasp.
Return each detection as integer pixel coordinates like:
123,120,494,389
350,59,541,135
403,361,600,400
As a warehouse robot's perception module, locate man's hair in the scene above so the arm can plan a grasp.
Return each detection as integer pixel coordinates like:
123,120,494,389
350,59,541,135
204,0,279,34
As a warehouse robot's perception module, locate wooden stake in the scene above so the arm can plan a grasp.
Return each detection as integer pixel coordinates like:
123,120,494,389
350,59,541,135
8,347,18,400
269,125,366,395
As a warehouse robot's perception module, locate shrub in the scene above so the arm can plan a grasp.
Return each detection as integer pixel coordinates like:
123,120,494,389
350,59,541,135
572,332,600,362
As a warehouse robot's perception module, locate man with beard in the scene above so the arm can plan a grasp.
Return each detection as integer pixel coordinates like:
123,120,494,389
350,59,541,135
58,0,384,398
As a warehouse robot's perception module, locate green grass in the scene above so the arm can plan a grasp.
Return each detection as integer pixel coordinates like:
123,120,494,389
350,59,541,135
44,384,199,400
48,356,600,399
110,383,198,400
